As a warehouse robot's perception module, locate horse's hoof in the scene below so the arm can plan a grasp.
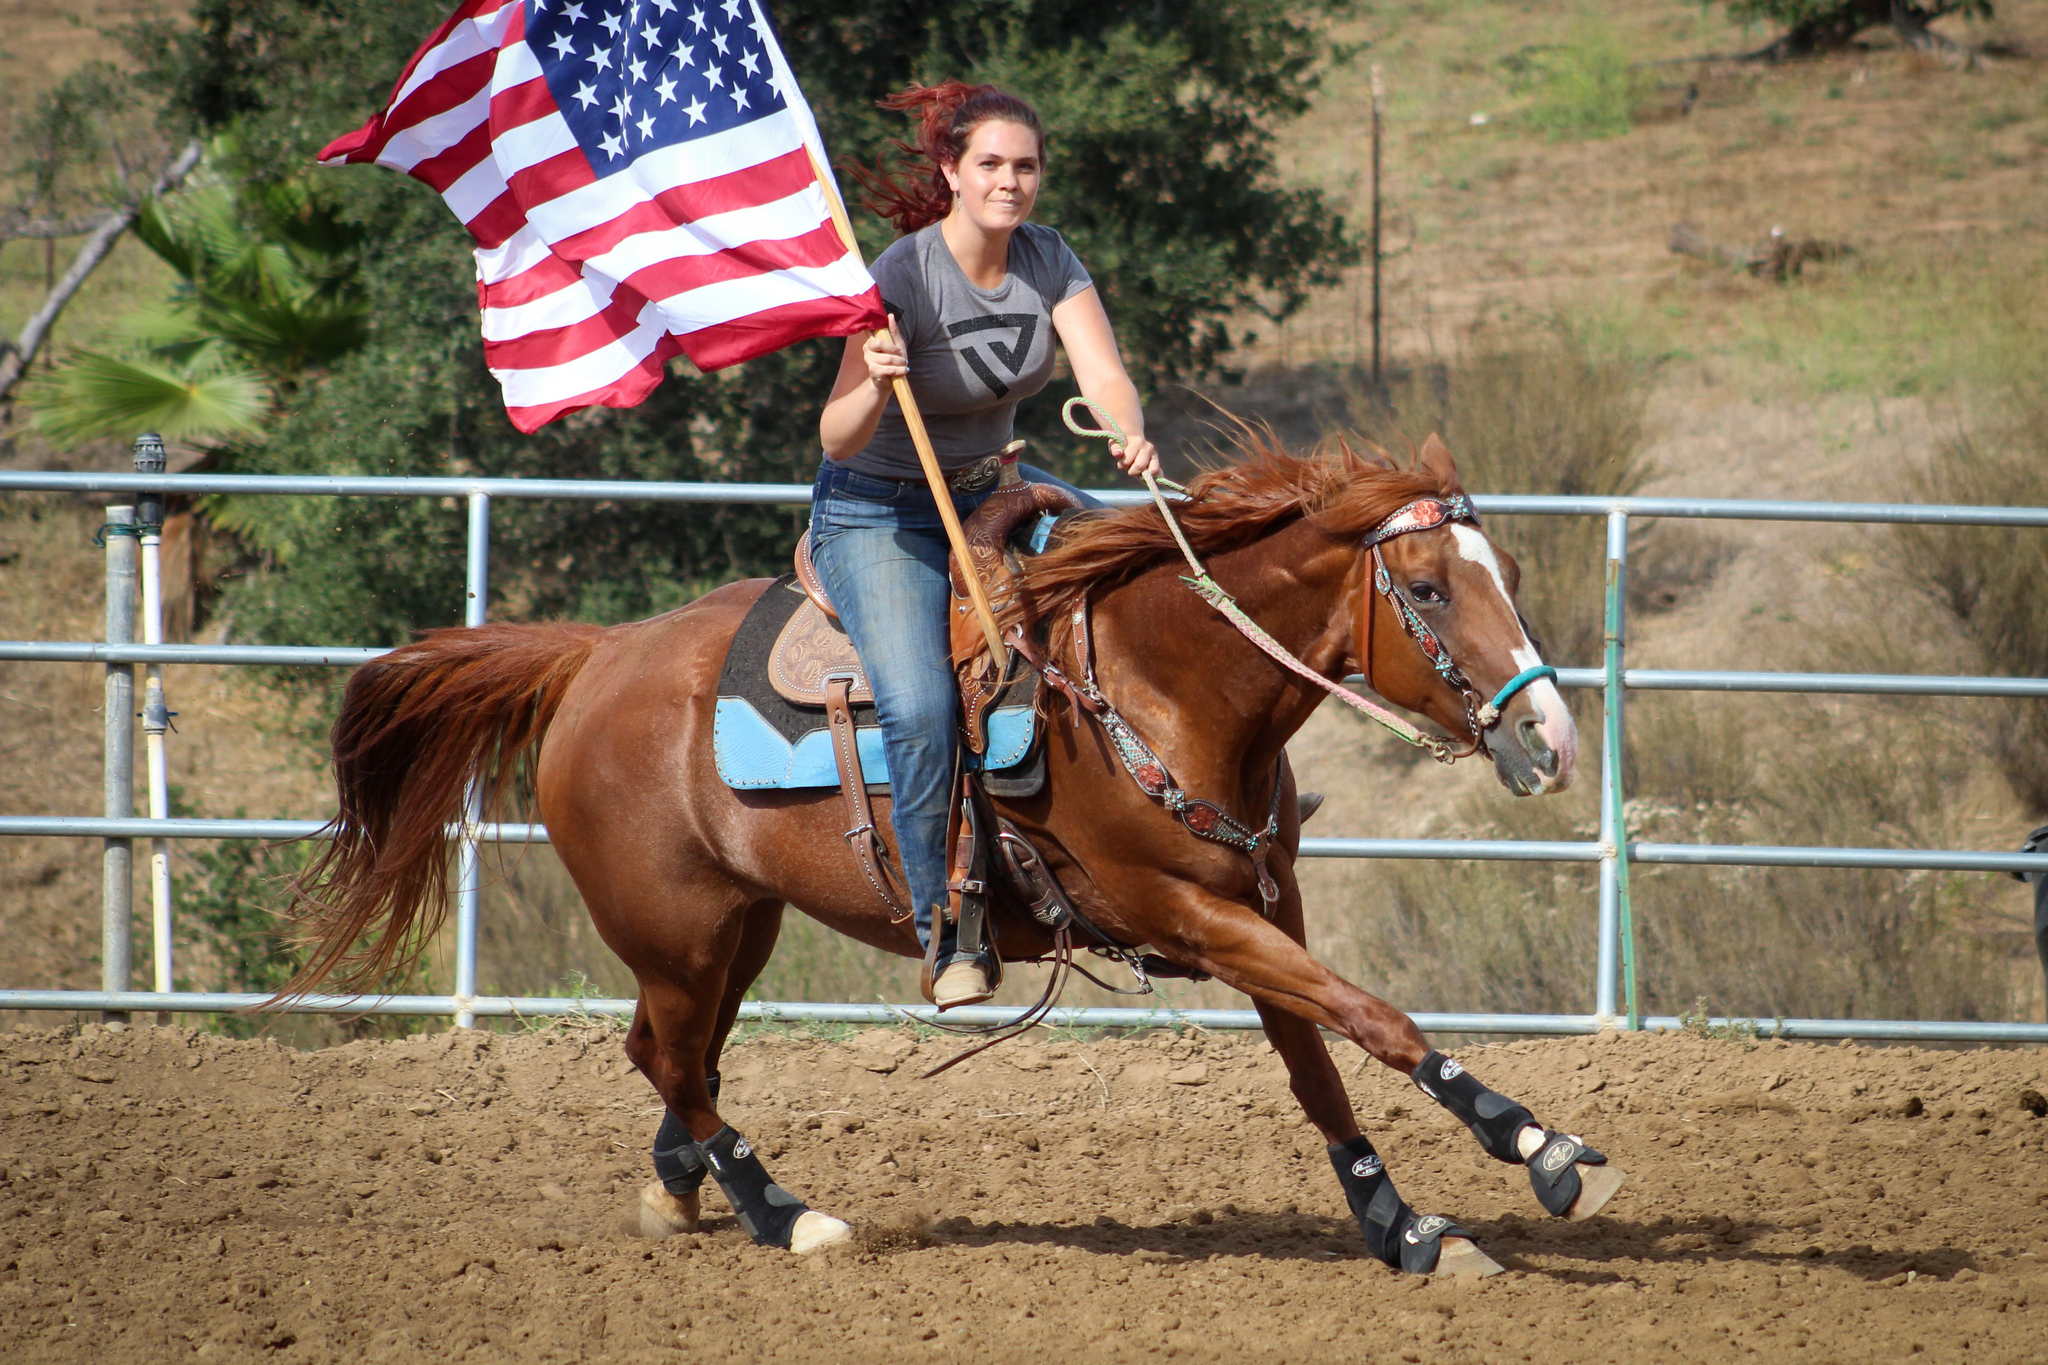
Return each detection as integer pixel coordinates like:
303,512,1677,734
639,1181,699,1239
789,1210,853,1255
1566,1163,1627,1221
1434,1236,1504,1279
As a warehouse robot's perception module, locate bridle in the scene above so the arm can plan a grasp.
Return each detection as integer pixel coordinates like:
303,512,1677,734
1015,399,1559,906
1357,493,1558,759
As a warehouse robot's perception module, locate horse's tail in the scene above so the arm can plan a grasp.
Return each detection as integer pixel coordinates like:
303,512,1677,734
279,621,606,1000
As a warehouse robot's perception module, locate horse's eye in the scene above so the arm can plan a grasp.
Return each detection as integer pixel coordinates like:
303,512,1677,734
1408,582,1444,604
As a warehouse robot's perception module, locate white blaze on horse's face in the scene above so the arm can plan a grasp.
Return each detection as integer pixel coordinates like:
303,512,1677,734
1447,523,1578,794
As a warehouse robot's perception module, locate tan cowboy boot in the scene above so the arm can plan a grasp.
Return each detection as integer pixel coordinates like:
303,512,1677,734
932,960,994,1009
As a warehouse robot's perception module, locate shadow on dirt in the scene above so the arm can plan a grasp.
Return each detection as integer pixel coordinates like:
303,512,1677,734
894,1210,1981,1281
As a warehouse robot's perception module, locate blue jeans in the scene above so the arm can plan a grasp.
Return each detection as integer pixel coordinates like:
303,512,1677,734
808,458,1099,968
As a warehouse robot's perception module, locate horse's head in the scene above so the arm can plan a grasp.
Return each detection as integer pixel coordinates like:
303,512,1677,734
1350,435,1577,796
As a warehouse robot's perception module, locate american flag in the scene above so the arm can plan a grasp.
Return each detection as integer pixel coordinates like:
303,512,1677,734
319,0,884,432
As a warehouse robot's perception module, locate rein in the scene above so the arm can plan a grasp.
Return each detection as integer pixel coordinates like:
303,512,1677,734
1059,398,1554,763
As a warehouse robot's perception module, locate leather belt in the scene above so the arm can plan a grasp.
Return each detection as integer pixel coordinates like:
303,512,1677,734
946,454,1002,493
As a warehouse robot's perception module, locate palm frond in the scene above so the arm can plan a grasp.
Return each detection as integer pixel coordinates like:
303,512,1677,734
25,348,271,444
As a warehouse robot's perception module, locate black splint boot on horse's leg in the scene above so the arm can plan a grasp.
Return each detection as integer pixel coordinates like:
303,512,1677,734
1328,1137,1500,1278
1410,1050,1627,1221
641,1075,720,1239
702,1126,851,1254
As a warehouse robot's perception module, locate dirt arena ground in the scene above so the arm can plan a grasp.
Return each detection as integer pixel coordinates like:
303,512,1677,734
2,1022,2044,1365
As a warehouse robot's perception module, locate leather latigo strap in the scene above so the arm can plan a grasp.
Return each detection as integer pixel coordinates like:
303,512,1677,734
823,677,912,921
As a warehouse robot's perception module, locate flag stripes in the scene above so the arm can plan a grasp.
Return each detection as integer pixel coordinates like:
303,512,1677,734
321,0,881,432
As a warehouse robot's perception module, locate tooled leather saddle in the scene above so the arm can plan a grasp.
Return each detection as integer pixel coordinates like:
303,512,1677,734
711,453,1084,793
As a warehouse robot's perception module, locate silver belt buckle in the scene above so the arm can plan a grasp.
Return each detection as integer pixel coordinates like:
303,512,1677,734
949,455,1000,494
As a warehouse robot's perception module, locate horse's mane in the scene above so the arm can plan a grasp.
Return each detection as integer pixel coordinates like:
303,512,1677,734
1007,426,1461,631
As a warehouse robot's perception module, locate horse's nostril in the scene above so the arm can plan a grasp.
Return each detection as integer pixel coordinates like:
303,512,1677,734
1517,718,1556,777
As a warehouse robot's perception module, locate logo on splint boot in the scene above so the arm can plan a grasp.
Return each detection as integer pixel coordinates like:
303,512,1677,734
1541,1141,1577,1173
1406,1214,1451,1243
1350,1155,1383,1179
1439,1058,1464,1080
734,1137,753,1159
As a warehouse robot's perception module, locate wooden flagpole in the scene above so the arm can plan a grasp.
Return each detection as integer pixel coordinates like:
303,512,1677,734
806,148,1009,671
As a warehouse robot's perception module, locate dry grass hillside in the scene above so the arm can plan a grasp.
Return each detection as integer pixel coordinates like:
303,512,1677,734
2,0,2046,1029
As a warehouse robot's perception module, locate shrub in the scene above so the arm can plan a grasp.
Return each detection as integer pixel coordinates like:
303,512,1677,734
1326,692,2020,1023
1507,27,1644,142
1894,402,2048,815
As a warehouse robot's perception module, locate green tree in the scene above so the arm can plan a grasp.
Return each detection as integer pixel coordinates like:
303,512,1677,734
1705,0,1993,62
124,0,1356,650
27,146,372,443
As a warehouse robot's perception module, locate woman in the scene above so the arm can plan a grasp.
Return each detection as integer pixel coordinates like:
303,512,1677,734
813,82,1160,1009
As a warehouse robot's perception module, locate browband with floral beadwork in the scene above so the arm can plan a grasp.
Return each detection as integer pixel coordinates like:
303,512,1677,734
1360,494,1480,551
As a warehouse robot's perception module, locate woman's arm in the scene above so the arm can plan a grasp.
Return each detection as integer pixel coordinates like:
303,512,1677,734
1050,285,1160,479
818,320,908,461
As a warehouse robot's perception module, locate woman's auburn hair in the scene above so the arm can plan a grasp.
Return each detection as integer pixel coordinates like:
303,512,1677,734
847,81,1044,235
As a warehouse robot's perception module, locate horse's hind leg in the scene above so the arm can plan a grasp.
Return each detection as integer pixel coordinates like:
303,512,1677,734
627,904,852,1255
636,902,785,1239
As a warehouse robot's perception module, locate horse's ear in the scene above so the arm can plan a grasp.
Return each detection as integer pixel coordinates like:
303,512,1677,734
1416,432,1462,490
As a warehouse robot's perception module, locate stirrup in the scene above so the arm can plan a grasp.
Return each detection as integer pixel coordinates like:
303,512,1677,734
932,960,994,1009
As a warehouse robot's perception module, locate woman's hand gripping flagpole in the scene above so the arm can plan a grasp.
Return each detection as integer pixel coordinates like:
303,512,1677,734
806,147,1010,673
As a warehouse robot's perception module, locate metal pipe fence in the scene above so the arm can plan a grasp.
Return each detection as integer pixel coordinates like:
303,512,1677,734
3,451,2046,1041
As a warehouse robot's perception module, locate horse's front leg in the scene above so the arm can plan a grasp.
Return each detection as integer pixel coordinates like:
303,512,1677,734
1143,861,1624,1263
1234,880,1497,1277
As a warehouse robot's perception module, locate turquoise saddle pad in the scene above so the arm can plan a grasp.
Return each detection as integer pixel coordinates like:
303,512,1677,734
712,576,1037,791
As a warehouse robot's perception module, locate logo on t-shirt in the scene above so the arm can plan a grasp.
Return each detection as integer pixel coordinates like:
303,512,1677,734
946,314,1037,398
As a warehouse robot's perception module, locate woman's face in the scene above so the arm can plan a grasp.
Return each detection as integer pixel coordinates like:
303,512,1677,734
943,119,1041,234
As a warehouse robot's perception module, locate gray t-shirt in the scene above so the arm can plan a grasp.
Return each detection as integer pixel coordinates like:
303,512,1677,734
846,221,1093,480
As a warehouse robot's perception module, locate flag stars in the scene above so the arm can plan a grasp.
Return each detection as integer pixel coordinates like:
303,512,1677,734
655,74,678,104
548,29,576,57
688,5,706,31
636,110,657,139
564,0,585,18
651,0,676,11
720,0,741,19
738,49,760,77
599,130,625,159
573,80,600,108
640,21,660,45
628,54,647,80
704,63,724,90
600,9,624,36
670,40,695,66
728,85,749,112
710,29,728,55
585,44,613,71
682,95,708,125
609,91,633,121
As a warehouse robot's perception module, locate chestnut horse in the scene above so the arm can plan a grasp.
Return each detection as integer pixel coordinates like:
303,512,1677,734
285,432,1619,1274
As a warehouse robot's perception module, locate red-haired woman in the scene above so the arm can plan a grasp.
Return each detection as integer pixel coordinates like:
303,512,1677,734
812,83,1159,1009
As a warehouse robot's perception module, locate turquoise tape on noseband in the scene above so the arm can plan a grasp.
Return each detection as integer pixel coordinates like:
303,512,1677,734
1489,665,1558,714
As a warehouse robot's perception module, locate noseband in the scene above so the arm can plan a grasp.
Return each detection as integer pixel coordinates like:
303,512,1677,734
1359,495,1557,756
